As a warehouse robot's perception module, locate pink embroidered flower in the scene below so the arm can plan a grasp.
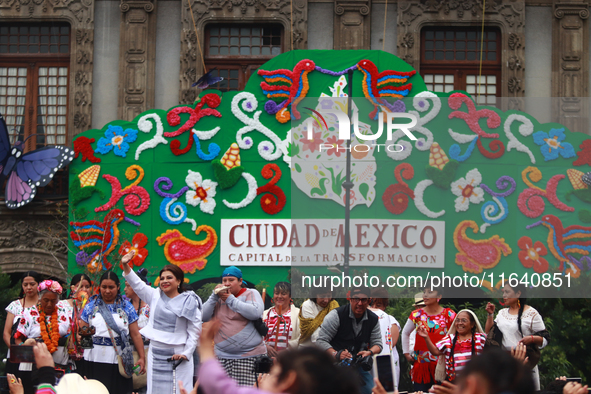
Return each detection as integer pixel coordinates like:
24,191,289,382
325,136,344,157
517,236,549,273
301,130,323,153
450,169,484,212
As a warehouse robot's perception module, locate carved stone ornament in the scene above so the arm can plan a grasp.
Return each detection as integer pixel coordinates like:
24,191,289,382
0,0,95,139
552,0,589,134
334,0,371,49
0,212,69,279
397,0,525,100
118,0,157,120
179,0,308,104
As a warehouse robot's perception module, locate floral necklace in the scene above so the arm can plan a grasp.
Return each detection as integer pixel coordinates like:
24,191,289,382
39,308,60,353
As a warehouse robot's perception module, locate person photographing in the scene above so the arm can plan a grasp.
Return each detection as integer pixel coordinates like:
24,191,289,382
316,286,382,394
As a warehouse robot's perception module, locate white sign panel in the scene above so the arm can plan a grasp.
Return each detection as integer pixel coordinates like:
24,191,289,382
221,219,445,267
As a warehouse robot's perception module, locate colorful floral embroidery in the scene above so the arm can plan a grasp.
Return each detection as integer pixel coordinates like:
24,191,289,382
517,167,574,218
185,170,217,215
532,128,576,161
74,136,101,163
454,220,512,274
450,169,484,212
573,140,591,166
119,233,149,267
95,166,150,216
526,214,591,278
157,226,218,273
517,236,549,273
479,176,516,233
257,164,286,215
382,163,415,215
95,125,138,158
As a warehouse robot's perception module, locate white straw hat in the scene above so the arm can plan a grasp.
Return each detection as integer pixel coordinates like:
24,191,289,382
56,373,109,394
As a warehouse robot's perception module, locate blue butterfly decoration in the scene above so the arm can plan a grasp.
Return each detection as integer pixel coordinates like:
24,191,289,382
191,68,224,89
0,113,75,209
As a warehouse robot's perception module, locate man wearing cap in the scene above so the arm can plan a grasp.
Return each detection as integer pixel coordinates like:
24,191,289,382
316,286,382,394
201,266,266,387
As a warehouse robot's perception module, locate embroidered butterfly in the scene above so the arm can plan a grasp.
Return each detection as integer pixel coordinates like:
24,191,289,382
191,68,224,89
0,113,75,209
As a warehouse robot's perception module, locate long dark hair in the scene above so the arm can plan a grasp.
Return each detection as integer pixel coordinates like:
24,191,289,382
97,271,123,304
506,283,527,336
19,271,42,298
159,264,186,293
68,273,92,298
450,311,477,379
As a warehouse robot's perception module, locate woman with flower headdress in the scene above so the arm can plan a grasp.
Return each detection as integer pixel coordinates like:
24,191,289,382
14,280,71,394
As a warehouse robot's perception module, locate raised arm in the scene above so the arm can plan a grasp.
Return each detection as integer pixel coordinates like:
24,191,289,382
121,252,156,305
484,302,495,334
201,291,219,322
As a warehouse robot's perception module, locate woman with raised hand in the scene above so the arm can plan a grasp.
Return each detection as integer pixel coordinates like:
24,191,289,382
79,271,146,394
121,251,201,394
401,286,456,392
417,309,486,383
485,283,549,390
4,271,41,376
14,280,71,394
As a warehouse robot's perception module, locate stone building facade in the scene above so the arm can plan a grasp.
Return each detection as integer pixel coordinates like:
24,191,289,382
0,0,589,278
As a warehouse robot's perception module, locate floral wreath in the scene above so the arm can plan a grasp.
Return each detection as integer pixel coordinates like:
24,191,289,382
38,280,63,295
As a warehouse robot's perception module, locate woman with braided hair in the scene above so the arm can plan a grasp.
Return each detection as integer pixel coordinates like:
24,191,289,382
417,309,486,383
485,283,548,390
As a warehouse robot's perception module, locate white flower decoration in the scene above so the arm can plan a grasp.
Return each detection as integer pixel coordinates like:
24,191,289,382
185,170,217,214
451,168,484,212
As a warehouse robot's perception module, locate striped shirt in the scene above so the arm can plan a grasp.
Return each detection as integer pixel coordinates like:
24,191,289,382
436,332,486,380
264,306,293,351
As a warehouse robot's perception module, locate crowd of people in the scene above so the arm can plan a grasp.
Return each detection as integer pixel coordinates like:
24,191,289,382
1,254,585,394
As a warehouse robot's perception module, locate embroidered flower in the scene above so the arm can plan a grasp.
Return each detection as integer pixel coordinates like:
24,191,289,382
450,169,485,212
119,233,149,267
95,125,139,158
325,136,344,157
185,170,217,214
532,128,576,161
30,310,38,316
301,130,324,153
19,318,25,325
517,236,549,274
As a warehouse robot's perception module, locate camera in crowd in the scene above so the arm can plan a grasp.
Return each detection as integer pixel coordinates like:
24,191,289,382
338,345,373,371
253,355,274,374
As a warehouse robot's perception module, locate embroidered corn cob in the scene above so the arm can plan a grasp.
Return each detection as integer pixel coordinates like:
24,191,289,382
220,143,241,170
78,165,101,187
567,169,588,190
428,142,449,170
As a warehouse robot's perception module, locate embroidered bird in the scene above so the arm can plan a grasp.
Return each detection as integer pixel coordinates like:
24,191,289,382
526,214,591,278
70,209,125,271
356,59,416,120
454,220,512,274
258,59,316,123
156,226,218,274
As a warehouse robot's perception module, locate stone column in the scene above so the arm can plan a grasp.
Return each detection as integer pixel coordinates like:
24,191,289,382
118,0,157,121
552,0,590,134
334,0,372,49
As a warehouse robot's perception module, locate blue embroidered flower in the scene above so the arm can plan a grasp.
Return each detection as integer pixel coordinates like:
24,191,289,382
532,128,576,161
95,125,139,157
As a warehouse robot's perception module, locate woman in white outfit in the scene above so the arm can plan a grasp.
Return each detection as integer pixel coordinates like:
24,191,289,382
485,283,548,390
121,252,201,394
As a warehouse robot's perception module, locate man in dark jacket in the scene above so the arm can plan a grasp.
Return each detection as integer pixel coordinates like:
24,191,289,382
316,286,382,394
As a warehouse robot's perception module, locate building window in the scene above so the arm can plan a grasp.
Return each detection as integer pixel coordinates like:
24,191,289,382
420,27,500,104
205,24,283,92
0,23,70,199
0,24,70,150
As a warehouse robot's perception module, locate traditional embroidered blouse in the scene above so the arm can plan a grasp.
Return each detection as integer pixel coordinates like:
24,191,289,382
436,332,486,381
80,297,138,364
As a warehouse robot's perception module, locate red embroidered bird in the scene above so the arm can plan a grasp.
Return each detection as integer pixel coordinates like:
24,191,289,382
157,226,218,274
356,59,416,120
